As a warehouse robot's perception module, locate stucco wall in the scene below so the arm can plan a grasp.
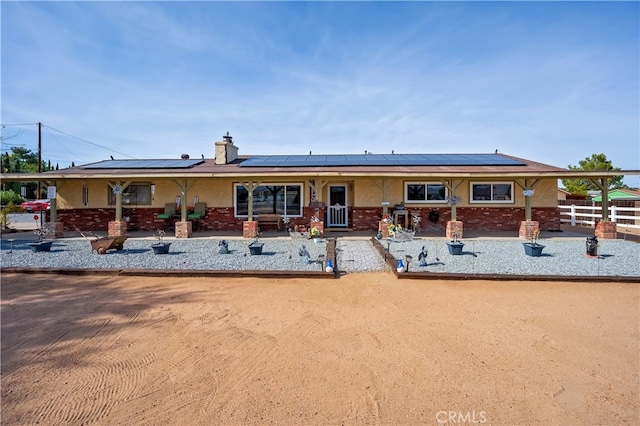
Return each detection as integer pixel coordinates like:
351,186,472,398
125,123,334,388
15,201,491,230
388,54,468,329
351,178,558,208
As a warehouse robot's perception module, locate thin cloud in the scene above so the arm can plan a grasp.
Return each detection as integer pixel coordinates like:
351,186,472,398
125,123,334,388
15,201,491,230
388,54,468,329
2,1,637,182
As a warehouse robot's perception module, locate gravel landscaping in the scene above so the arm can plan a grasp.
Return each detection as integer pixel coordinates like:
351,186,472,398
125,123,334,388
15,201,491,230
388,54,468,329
0,237,330,272
1,234,638,278
385,237,640,278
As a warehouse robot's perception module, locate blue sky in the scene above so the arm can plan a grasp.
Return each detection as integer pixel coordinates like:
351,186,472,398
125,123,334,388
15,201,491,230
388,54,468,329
2,1,638,185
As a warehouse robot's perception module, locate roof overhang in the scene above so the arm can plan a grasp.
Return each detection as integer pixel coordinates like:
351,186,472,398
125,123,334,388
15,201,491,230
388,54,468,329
2,169,638,182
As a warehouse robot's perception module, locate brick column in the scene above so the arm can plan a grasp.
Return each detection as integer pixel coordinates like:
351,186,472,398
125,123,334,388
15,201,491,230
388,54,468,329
43,222,64,238
519,220,540,240
174,221,192,238
446,220,463,240
108,220,128,237
595,221,617,239
243,220,258,239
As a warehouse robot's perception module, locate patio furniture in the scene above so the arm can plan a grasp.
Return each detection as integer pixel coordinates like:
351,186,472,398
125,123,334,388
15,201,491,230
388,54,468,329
157,203,176,229
257,214,282,231
187,203,207,230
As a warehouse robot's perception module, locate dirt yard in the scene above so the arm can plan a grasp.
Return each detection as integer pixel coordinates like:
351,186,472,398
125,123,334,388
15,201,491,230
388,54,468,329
2,272,638,425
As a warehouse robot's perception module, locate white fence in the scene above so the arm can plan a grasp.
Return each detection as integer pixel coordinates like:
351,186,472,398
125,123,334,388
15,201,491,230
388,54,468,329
559,205,640,230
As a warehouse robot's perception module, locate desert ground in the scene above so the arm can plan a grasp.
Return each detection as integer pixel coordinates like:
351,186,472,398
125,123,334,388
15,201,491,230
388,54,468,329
1,272,638,425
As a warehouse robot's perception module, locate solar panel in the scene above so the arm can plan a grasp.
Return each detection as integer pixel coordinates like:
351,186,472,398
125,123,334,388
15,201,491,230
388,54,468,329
83,159,205,169
239,154,526,167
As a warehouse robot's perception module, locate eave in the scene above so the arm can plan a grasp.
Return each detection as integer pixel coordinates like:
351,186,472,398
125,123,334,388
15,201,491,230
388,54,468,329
2,169,637,182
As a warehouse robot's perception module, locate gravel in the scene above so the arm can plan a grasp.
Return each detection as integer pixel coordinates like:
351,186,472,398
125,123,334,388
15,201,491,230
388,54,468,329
386,237,640,278
1,237,330,272
1,235,638,278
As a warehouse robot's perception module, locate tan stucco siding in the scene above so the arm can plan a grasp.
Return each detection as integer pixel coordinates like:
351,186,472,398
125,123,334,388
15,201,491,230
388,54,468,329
353,179,403,207
54,176,558,210
352,178,558,208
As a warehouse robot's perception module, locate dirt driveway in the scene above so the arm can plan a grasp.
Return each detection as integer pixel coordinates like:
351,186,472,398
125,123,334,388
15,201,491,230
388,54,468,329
2,272,638,425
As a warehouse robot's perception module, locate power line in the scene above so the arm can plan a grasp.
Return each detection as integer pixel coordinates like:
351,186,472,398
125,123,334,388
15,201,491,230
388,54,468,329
1,122,40,127
42,124,136,159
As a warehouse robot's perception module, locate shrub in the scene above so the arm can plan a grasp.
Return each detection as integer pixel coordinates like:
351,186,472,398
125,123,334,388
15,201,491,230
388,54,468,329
0,200,23,229
1,190,24,206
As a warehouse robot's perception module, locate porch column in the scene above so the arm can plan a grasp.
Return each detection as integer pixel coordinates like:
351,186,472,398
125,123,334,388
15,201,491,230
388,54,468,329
442,179,463,221
515,179,541,239
108,181,130,236
600,179,609,222
43,181,64,238
593,177,617,239
175,179,192,238
241,181,261,238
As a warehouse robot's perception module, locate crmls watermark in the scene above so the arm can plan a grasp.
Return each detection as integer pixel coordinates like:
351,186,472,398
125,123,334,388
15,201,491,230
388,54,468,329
436,410,487,424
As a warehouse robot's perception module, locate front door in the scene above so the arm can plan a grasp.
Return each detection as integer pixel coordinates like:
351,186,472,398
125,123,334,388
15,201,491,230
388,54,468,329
327,185,348,227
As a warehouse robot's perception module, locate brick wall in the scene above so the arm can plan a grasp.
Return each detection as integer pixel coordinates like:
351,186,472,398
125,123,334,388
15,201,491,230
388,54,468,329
57,206,560,233
350,207,560,232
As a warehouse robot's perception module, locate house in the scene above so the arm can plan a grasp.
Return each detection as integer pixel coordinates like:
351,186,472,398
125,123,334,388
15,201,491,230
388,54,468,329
590,188,640,202
3,133,636,239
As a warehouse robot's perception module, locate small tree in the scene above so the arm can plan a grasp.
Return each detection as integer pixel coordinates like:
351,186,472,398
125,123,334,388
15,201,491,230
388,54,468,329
561,153,627,195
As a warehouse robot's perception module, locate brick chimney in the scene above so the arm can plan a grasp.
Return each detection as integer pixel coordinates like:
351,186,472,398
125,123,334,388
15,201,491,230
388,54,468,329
214,132,239,165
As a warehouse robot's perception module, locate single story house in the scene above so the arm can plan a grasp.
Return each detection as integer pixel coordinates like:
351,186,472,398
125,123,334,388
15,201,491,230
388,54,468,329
3,133,636,239
591,189,640,202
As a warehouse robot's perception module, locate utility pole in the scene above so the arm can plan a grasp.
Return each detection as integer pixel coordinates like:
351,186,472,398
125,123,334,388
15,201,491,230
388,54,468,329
37,122,42,198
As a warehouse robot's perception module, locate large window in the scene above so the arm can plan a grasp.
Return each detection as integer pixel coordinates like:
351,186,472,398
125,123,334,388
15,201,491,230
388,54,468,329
405,182,447,203
235,183,303,217
470,182,513,203
108,183,152,206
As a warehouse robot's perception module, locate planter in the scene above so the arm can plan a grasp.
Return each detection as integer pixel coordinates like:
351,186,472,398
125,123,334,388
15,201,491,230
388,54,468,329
28,241,54,252
446,241,465,255
151,243,171,255
248,242,264,255
523,243,545,257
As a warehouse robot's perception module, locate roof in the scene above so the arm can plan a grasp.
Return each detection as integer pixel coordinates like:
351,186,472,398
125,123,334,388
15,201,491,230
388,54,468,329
2,152,637,181
591,189,640,201
83,159,205,169
238,153,526,168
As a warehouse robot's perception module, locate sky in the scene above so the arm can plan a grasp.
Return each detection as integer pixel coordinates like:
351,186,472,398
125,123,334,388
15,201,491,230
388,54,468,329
2,1,639,186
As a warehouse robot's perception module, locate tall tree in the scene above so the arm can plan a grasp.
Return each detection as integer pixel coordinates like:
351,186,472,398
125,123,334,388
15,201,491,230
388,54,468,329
1,147,46,197
561,153,626,195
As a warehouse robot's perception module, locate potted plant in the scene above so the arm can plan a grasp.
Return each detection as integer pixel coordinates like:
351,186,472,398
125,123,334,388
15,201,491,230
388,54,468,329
523,230,545,257
27,216,54,252
151,230,171,255
309,226,321,243
248,230,264,255
446,230,465,255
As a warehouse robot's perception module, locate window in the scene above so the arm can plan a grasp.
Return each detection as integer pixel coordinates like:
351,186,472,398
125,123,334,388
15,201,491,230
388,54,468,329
235,183,303,217
470,182,513,203
405,182,447,203
108,183,152,206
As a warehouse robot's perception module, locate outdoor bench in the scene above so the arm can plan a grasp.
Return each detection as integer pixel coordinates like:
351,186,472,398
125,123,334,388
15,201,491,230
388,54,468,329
257,214,282,231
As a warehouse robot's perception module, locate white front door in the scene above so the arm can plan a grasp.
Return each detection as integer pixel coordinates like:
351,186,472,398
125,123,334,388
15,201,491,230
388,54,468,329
327,185,348,227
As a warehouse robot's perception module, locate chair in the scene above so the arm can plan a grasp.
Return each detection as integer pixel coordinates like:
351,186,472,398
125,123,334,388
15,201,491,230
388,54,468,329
187,203,207,230
157,203,176,229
